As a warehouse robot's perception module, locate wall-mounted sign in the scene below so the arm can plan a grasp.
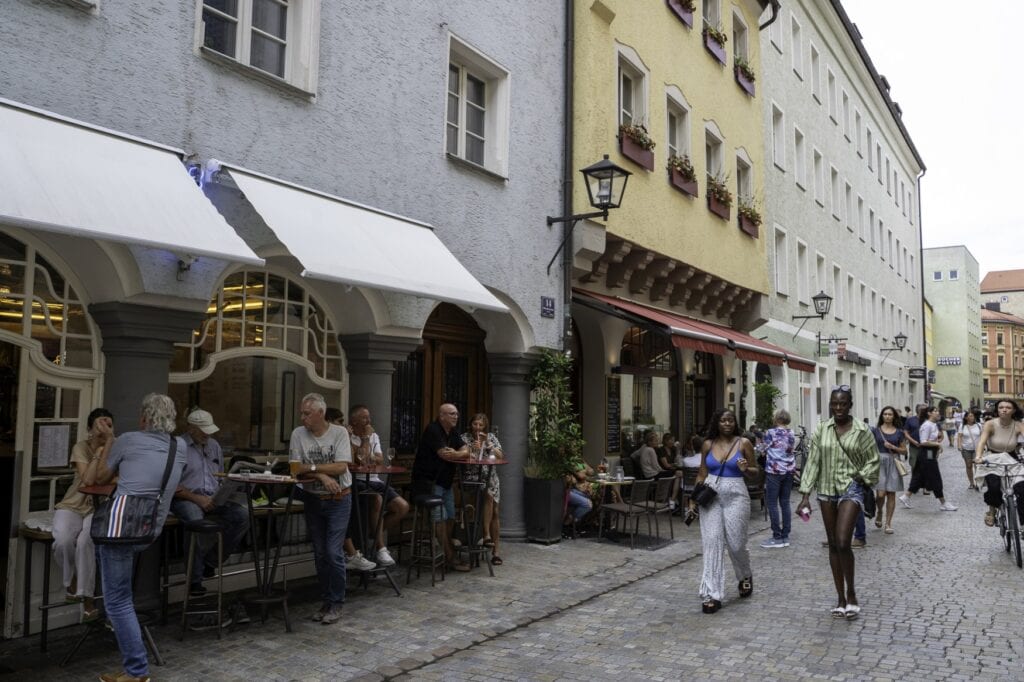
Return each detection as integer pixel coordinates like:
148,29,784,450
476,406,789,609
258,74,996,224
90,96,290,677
937,357,961,366
540,296,555,319
605,376,621,454
908,367,927,379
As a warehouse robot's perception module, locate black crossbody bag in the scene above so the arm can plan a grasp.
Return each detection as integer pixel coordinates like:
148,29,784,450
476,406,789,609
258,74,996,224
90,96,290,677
691,438,740,508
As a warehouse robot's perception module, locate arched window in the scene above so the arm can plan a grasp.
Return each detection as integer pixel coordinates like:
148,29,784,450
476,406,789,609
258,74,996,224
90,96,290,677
617,326,676,450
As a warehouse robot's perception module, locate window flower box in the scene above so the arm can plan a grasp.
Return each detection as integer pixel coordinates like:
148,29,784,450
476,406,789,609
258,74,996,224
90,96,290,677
734,57,756,96
666,0,695,28
708,194,730,220
619,124,655,171
707,175,732,220
703,26,727,65
667,155,698,197
737,199,762,238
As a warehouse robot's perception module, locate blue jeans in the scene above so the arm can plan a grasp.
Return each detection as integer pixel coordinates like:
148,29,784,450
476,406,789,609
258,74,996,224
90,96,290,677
567,488,593,521
764,472,793,540
98,543,149,677
171,499,250,585
300,490,352,608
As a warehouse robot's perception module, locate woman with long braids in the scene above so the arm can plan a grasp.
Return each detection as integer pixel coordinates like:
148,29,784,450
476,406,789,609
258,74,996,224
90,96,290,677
796,386,878,620
688,408,759,614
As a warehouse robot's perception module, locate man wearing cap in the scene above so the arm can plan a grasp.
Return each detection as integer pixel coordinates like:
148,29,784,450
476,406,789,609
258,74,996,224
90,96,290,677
171,408,250,598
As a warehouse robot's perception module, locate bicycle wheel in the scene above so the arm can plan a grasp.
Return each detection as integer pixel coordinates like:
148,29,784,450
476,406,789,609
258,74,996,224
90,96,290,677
1009,498,1023,569
999,508,1011,553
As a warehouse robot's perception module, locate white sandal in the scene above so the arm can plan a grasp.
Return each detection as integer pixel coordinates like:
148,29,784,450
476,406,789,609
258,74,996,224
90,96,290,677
830,606,846,618
844,604,861,620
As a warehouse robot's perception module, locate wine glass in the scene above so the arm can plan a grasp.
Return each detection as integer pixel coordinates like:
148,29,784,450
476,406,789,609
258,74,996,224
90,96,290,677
385,447,396,467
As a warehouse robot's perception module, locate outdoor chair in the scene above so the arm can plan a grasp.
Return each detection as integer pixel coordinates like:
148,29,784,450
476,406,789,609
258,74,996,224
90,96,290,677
598,479,653,549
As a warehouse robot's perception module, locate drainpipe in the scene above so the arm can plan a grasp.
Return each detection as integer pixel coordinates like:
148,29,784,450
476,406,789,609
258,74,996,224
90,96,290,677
560,0,575,351
915,168,926,404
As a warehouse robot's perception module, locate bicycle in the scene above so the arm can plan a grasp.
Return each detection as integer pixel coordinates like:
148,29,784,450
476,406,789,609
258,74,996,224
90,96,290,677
792,425,809,487
977,456,1024,569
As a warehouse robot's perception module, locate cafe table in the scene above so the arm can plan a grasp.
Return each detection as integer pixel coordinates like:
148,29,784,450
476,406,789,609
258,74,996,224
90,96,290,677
348,463,407,596
440,452,508,575
593,476,637,542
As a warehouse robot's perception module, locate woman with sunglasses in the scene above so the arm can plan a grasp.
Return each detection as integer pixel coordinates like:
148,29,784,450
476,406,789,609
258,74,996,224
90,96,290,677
690,409,758,614
796,386,878,620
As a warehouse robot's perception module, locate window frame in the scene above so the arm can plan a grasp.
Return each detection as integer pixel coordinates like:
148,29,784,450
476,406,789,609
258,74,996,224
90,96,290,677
771,103,786,170
447,34,512,178
793,126,806,189
665,88,692,161
790,16,803,78
773,226,790,296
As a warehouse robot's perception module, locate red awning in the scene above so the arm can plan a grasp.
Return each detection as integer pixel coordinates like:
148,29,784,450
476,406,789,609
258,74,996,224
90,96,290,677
574,289,814,373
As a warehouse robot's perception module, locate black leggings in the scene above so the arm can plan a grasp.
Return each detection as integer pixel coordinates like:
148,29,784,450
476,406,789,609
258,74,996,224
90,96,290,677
983,475,1024,523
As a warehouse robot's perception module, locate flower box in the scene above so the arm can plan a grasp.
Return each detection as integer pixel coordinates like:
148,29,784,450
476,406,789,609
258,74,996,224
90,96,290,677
620,135,654,171
666,0,694,28
669,168,698,197
708,194,730,220
735,65,755,96
739,213,759,238
704,30,727,65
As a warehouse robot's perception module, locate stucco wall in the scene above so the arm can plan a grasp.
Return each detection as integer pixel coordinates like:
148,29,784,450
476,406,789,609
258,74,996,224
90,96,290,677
923,246,982,405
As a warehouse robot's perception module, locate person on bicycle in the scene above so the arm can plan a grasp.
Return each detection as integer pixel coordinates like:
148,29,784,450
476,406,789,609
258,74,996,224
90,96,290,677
974,398,1024,527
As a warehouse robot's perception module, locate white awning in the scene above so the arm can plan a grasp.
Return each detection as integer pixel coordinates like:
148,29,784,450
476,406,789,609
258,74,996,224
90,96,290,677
0,99,263,265
225,166,507,312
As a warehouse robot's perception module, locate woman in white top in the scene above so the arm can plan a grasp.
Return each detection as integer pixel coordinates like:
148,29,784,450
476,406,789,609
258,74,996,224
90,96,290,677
899,406,957,511
973,399,1024,527
956,410,983,491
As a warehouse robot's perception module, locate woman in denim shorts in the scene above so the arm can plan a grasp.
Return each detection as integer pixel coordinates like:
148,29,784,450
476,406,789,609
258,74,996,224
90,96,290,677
797,387,879,620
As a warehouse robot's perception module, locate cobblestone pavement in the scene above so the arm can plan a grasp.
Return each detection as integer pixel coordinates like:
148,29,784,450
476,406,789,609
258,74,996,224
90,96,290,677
2,448,1022,680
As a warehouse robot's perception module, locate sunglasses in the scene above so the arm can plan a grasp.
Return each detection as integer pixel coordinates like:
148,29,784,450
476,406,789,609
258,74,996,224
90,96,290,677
830,384,852,393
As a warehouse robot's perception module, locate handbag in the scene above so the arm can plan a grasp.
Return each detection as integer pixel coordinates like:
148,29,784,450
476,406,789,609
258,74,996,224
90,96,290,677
691,438,740,508
91,436,177,545
894,456,910,477
833,424,876,518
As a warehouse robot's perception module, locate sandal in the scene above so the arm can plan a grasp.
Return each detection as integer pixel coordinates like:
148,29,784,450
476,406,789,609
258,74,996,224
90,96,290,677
844,604,861,620
874,518,883,529
82,608,100,623
830,606,847,618
481,537,495,548
738,577,753,598
702,599,721,614
490,555,503,566
985,511,995,527
884,525,894,534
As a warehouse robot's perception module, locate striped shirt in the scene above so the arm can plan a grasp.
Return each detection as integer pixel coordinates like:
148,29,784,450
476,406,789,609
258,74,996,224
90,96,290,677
798,417,879,496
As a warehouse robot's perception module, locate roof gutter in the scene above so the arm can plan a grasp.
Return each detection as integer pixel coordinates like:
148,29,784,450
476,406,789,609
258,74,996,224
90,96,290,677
758,0,781,31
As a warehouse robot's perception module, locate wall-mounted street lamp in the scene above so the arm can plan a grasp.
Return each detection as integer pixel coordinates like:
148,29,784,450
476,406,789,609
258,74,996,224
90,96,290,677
880,331,908,363
546,155,631,274
791,290,832,339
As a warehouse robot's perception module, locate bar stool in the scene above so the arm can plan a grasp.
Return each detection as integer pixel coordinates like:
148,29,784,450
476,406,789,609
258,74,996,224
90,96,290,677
405,493,446,586
179,517,225,640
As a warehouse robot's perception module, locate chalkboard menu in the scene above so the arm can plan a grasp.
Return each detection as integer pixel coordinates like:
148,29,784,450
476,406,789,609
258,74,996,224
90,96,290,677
606,376,621,454
683,381,695,437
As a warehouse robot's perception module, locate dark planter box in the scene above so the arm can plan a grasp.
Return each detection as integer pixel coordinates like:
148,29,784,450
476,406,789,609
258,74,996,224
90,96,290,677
704,31,727,64
525,476,565,544
666,0,694,27
735,66,756,96
620,135,654,171
739,214,760,238
708,194,731,220
669,168,698,197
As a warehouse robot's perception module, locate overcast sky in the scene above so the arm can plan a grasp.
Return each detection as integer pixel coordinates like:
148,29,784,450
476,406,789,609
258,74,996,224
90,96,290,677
842,0,1020,277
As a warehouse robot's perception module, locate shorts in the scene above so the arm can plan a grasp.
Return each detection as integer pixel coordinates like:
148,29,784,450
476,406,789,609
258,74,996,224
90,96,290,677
353,477,400,503
817,480,864,512
431,484,456,523
961,448,976,464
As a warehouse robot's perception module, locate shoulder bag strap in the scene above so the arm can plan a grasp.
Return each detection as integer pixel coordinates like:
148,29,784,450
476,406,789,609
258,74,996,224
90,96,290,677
713,437,741,485
156,436,178,502
831,424,859,470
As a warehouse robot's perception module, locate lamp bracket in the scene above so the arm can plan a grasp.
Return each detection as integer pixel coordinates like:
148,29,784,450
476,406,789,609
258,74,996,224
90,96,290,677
545,210,609,275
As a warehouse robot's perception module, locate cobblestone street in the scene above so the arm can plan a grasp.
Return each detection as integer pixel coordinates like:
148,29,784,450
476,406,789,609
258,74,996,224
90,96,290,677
2,450,1021,681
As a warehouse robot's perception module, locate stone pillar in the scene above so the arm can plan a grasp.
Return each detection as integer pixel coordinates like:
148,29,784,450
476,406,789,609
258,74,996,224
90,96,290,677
488,352,540,539
88,301,204,611
339,333,421,452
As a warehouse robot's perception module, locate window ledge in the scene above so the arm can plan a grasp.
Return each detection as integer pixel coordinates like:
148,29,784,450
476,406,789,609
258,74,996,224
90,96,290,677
200,46,316,101
793,69,803,81
795,180,806,192
446,153,509,182
58,0,97,11
815,198,825,207
773,161,786,173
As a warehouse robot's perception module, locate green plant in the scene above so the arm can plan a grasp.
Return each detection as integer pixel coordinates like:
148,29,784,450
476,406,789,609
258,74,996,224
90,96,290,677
674,0,697,11
754,380,783,429
619,123,656,151
734,55,756,82
525,350,585,479
707,174,733,207
737,197,763,226
667,154,697,182
704,24,728,46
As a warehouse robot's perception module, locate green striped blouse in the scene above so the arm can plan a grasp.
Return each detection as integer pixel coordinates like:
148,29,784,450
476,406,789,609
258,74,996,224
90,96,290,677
798,417,880,496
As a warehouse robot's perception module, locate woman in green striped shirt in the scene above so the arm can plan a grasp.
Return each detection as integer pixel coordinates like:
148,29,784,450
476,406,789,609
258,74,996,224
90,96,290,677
797,387,879,620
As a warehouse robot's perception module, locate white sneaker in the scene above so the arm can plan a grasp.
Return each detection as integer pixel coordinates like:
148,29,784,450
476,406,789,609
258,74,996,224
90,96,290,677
346,551,376,571
940,502,958,511
898,495,912,509
375,547,396,567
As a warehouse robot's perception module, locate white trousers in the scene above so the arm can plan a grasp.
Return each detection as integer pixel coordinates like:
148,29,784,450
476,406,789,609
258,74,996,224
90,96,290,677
52,508,95,597
698,477,752,601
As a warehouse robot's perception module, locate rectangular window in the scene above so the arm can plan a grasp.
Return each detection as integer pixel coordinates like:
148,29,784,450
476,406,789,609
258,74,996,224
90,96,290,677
999,355,1005,369
933,271,942,281
861,282,869,331
772,105,785,169
830,166,841,219
983,355,989,368
844,182,853,231
810,44,821,101
857,196,865,241
896,238,902,276
854,110,863,155
816,254,827,299
1000,378,1006,393
791,17,803,77
813,149,824,205
827,68,837,121
909,194,914,224
842,90,850,139
886,228,893,266
199,0,320,92
876,143,883,182
886,157,892,194
949,269,959,281
732,12,749,61
846,273,855,325
797,241,809,303
770,7,783,51
984,378,990,393
774,228,789,295
736,156,752,204
448,37,511,175
705,129,723,179
901,180,907,216
998,332,1004,345
666,97,691,160
833,265,843,320
909,254,915,284
869,209,876,250
703,0,721,31
794,127,806,188
866,129,874,170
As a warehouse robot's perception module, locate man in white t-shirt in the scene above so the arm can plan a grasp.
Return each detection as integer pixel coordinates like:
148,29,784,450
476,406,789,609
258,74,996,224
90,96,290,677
289,392,352,626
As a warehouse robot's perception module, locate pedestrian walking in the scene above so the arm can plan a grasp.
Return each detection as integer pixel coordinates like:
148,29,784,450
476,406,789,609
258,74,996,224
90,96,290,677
870,406,906,534
690,409,758,614
796,386,878,620
759,410,796,549
899,406,957,511
957,410,982,491
974,399,1024,527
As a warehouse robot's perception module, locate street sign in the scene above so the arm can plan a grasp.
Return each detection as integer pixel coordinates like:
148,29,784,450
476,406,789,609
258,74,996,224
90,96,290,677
908,367,927,379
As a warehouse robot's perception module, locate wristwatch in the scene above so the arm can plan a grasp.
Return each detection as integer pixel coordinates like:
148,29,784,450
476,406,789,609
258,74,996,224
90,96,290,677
311,463,317,473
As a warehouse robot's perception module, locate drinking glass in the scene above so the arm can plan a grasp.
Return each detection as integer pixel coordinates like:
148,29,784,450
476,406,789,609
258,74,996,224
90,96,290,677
385,447,396,467
614,466,624,482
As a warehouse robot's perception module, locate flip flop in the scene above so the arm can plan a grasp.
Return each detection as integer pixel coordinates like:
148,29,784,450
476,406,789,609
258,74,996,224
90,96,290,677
490,555,503,566
830,606,846,618
844,605,861,620
481,537,495,547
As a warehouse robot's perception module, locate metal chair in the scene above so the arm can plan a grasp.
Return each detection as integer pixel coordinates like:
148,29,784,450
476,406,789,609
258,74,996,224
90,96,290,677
746,468,767,520
645,476,675,541
680,467,700,508
179,517,226,640
598,479,653,549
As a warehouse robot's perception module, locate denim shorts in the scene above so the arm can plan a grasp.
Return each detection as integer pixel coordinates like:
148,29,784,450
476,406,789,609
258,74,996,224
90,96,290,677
817,480,864,511
430,484,456,523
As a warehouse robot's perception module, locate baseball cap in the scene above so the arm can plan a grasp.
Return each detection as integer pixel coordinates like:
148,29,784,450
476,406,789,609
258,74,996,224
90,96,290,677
187,409,219,435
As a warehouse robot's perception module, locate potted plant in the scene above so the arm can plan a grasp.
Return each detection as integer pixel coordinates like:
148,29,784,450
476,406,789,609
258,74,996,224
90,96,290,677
703,24,728,64
618,123,655,171
734,55,756,96
525,349,585,543
706,174,732,220
666,0,695,27
667,154,698,197
737,197,762,237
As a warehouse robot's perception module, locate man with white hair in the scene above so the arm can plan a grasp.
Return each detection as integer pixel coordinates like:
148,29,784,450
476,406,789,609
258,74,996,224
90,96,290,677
289,392,352,625
171,408,250,605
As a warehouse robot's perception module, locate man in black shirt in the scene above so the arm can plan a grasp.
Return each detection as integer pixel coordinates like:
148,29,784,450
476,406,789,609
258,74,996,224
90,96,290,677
412,403,471,571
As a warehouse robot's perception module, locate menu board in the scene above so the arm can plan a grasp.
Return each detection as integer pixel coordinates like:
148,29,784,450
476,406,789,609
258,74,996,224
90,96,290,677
683,381,695,437
606,376,621,454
